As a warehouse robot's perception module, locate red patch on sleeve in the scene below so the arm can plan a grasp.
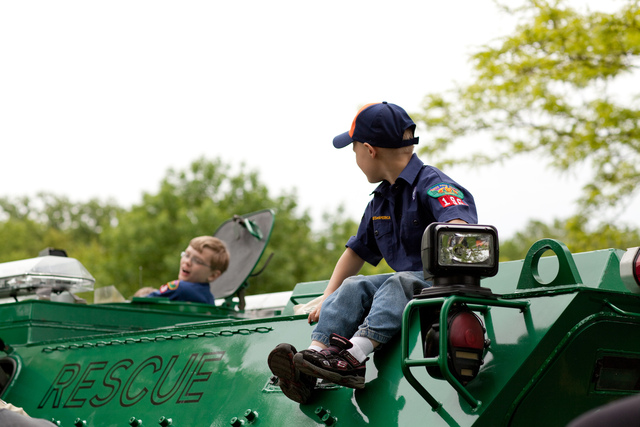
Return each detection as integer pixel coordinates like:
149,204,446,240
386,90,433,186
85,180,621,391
438,196,468,208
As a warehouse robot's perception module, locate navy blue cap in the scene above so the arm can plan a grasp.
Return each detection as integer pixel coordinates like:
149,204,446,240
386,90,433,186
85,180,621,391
333,102,418,149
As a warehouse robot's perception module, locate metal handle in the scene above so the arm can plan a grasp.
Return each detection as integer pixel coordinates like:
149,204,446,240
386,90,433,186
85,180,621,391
604,299,640,318
401,295,529,412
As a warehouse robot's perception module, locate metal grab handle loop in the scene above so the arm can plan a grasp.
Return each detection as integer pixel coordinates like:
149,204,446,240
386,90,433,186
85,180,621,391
401,295,529,411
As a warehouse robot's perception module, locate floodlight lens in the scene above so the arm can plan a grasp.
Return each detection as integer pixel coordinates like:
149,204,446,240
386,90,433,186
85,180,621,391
439,232,495,267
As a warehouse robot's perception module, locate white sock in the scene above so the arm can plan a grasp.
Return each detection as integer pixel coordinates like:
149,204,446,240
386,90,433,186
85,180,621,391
347,337,374,363
308,345,323,352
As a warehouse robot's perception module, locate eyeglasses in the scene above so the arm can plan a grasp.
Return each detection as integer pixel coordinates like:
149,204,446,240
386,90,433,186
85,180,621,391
180,251,211,268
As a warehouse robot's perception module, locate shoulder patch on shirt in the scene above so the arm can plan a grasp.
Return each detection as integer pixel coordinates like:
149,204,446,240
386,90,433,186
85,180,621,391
437,195,468,208
427,183,465,199
160,280,179,293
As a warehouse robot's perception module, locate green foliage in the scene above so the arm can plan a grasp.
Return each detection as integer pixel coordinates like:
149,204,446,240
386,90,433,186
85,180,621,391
95,157,393,297
0,194,121,267
314,208,394,279
0,157,372,300
97,157,327,297
415,0,640,214
414,0,640,260
3,155,635,305
500,214,640,260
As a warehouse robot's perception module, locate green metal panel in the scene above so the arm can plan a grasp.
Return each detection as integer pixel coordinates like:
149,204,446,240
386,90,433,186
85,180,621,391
0,299,235,346
508,316,640,426
4,314,437,426
1,241,639,426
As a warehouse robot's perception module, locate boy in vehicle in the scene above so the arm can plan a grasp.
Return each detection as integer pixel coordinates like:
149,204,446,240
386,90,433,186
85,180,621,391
141,236,229,305
268,102,478,403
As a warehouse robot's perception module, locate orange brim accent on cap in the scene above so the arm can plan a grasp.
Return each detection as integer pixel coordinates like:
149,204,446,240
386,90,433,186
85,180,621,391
349,103,380,138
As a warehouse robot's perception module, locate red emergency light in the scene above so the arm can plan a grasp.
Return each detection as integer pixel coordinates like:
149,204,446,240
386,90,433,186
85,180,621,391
620,247,640,294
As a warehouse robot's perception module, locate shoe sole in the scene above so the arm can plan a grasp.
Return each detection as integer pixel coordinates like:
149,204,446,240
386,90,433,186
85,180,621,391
293,352,365,389
268,344,315,403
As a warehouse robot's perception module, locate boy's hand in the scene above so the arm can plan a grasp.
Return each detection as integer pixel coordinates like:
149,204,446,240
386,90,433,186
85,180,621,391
308,247,364,324
307,296,327,324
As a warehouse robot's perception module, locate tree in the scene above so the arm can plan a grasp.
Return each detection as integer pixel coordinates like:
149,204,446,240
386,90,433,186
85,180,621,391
98,157,362,298
500,214,640,260
0,194,121,265
314,207,393,279
415,0,640,216
0,158,385,301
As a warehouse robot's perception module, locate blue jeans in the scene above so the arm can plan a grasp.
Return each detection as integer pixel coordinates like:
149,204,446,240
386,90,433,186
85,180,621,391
311,271,431,346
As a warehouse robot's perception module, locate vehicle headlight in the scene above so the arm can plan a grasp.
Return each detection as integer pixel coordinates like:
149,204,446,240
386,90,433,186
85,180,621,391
422,223,499,284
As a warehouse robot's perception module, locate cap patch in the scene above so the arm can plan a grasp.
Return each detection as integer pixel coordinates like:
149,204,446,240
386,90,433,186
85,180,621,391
427,183,465,199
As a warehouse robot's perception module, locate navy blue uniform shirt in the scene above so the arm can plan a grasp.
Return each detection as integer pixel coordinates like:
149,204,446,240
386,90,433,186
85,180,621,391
147,280,215,305
347,154,478,271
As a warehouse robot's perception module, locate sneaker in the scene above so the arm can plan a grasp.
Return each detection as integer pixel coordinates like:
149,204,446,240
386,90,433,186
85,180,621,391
268,343,316,403
293,334,367,389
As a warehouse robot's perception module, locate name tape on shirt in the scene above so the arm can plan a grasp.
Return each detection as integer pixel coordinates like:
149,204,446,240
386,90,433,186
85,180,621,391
427,183,467,208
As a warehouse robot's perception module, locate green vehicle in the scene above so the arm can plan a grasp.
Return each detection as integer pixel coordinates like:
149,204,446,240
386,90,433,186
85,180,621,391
1,210,639,426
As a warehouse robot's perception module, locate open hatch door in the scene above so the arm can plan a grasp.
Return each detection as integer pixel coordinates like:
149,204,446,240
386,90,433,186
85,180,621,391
210,209,275,308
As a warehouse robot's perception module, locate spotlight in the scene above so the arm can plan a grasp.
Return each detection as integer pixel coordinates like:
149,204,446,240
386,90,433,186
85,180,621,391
420,223,499,297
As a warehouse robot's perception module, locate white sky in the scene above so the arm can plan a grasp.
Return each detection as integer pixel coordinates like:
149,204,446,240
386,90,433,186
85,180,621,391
1,0,638,240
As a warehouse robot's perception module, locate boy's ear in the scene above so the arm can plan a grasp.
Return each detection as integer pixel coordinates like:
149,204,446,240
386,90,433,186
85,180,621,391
208,269,222,282
363,143,377,158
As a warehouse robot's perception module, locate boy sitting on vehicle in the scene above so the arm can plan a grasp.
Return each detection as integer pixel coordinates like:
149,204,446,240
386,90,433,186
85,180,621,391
139,236,229,305
268,102,478,403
